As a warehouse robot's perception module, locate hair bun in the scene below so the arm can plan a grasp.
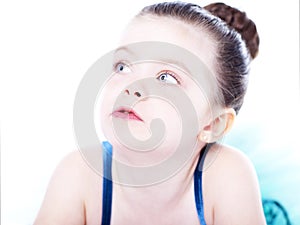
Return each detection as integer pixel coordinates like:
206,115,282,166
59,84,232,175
204,2,259,59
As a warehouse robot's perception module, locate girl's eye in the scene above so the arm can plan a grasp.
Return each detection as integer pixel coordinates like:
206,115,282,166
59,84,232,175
157,71,180,85
114,62,131,74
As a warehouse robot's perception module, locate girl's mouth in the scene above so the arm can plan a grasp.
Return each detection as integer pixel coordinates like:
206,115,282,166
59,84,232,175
111,107,144,121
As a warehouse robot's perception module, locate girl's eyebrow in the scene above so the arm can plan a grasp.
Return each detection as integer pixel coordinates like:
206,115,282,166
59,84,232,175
114,46,135,56
114,46,191,75
161,59,191,75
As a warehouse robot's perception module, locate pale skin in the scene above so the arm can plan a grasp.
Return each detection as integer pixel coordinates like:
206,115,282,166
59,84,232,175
34,16,266,225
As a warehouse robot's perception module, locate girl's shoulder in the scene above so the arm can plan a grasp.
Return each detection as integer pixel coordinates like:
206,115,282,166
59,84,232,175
203,143,266,224
204,143,255,174
34,150,101,225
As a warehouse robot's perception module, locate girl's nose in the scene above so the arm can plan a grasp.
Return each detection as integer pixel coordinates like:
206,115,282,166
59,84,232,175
124,89,142,98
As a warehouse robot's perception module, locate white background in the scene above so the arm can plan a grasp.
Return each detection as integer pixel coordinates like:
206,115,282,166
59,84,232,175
1,0,299,224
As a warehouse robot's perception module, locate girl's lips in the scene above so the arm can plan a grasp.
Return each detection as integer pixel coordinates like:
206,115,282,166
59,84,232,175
111,107,144,121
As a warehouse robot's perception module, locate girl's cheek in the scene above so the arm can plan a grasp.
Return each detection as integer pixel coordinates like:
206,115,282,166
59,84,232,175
101,78,124,103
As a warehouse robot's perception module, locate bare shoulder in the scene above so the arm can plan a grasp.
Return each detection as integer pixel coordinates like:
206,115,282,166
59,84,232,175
45,150,99,192
34,151,101,225
203,144,266,225
53,150,89,175
204,143,256,174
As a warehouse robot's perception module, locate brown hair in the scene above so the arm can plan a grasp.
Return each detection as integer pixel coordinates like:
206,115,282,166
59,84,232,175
138,2,259,114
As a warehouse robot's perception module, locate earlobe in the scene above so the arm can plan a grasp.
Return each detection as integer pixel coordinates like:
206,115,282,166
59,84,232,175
198,108,236,143
199,131,210,142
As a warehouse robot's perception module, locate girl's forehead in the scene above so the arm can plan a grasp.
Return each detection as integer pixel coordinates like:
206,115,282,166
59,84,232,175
119,15,217,73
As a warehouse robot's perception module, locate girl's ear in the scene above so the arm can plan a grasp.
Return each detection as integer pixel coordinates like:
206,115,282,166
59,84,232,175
198,108,236,143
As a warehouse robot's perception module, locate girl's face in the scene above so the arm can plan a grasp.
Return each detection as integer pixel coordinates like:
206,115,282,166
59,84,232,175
99,16,219,166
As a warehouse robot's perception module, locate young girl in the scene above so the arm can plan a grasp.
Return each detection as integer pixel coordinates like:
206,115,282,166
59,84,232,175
34,2,266,224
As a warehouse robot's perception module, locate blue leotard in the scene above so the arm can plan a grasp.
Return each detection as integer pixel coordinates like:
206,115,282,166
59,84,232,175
101,142,211,225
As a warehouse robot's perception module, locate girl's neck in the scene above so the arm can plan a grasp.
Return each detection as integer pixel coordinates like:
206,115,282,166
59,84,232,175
111,150,201,215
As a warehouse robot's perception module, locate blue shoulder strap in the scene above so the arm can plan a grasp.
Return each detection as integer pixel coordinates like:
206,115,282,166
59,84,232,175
194,144,212,225
101,141,113,225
